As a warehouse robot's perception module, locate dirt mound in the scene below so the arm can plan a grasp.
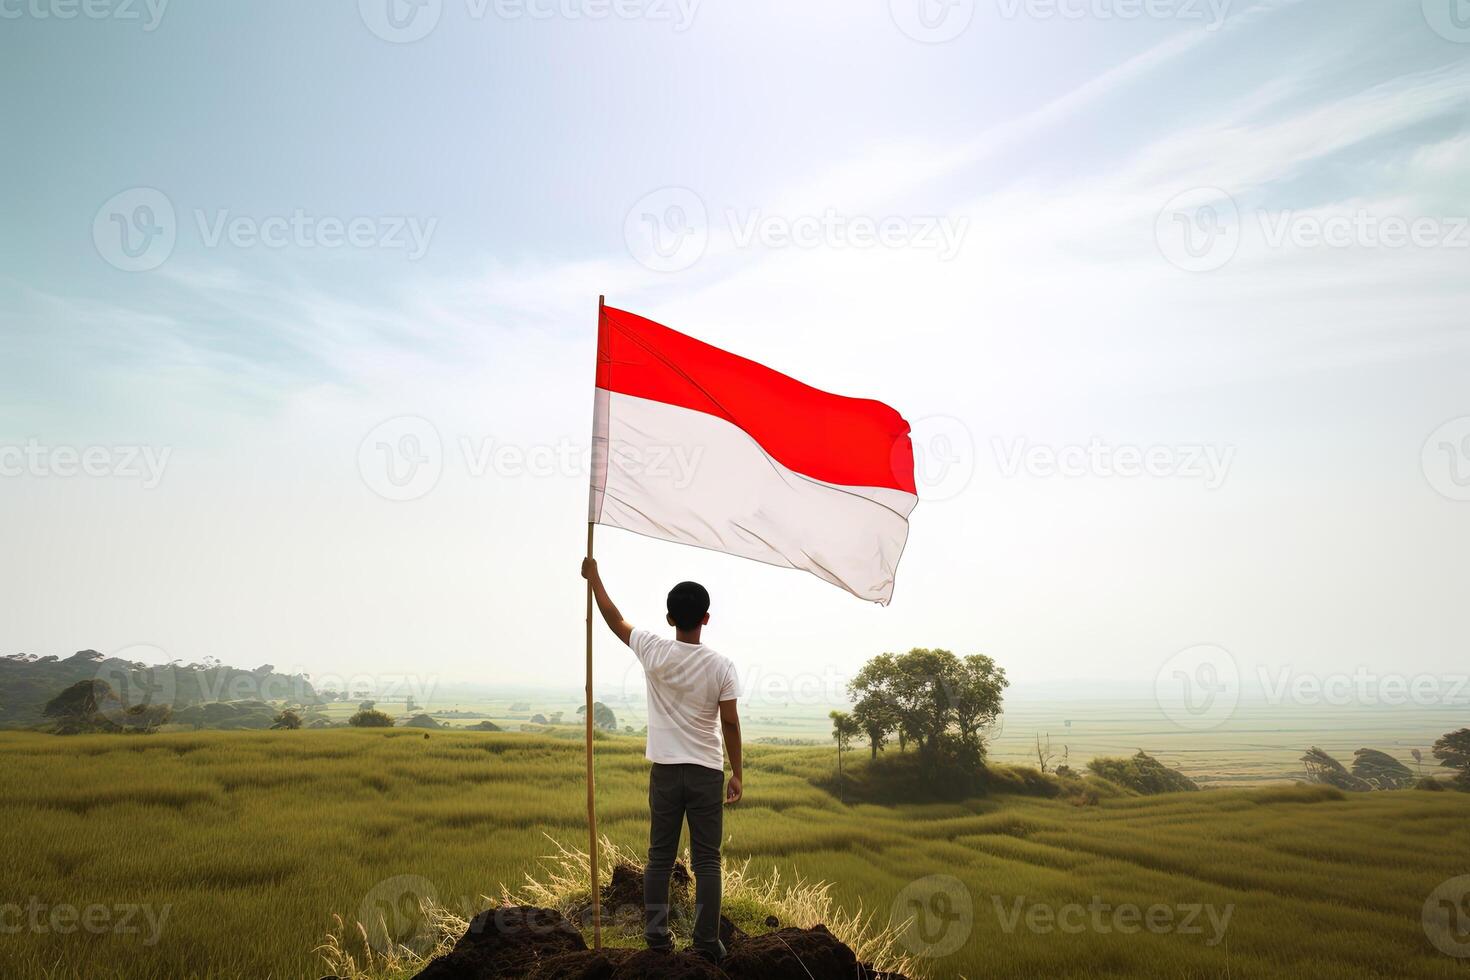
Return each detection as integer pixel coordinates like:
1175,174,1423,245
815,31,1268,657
411,906,587,980
599,860,691,916
721,924,893,979
409,899,908,980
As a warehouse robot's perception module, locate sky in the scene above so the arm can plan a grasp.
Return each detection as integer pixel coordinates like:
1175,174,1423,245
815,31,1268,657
1,0,1468,708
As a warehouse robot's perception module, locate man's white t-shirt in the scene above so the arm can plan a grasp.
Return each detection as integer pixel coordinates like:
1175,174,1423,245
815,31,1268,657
629,628,740,773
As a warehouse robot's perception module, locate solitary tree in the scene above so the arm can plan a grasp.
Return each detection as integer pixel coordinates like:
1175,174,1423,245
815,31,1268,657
1432,729,1470,791
1351,749,1414,790
847,648,1008,775
830,710,861,776
349,709,395,728
1301,746,1372,791
43,679,121,726
271,709,303,730
576,702,618,731
1034,733,1056,774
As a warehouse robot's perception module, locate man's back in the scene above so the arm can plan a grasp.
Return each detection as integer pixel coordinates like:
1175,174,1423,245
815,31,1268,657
582,559,742,964
630,629,739,771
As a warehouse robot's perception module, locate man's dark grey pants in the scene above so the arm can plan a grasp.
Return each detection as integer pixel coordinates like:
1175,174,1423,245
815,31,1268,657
645,762,724,959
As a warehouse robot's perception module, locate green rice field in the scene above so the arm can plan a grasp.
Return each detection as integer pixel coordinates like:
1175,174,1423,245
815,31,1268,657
0,728,1467,979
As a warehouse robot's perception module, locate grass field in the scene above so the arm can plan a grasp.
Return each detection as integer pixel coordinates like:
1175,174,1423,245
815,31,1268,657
0,728,1467,979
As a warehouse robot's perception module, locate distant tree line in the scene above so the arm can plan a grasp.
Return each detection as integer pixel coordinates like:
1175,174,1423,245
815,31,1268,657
1303,730,1470,792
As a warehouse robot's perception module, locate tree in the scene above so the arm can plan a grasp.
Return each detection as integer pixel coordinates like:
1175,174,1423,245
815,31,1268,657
1088,751,1199,794
1300,746,1372,791
271,709,303,730
949,654,1007,751
359,700,376,712
43,679,121,724
1351,749,1414,790
349,709,394,728
1432,729,1470,790
576,702,618,731
830,710,860,776
1034,733,1056,774
41,679,170,734
120,702,172,733
847,648,1009,775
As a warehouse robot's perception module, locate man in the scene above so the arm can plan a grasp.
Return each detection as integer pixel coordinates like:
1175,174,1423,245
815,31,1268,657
581,557,742,964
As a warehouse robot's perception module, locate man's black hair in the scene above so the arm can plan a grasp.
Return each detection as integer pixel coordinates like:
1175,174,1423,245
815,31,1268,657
666,581,710,632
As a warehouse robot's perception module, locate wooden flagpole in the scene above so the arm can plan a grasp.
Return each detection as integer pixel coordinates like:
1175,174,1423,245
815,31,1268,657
585,295,604,950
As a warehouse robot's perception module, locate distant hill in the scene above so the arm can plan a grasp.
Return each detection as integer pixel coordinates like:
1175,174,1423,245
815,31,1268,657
0,651,319,729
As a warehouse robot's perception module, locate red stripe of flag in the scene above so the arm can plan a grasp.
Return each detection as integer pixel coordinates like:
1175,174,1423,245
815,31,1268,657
597,306,916,494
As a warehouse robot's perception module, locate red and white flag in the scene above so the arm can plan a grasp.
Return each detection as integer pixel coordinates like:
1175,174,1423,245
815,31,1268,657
588,305,916,604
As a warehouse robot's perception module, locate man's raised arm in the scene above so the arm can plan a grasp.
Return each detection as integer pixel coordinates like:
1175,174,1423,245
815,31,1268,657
581,558,633,646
